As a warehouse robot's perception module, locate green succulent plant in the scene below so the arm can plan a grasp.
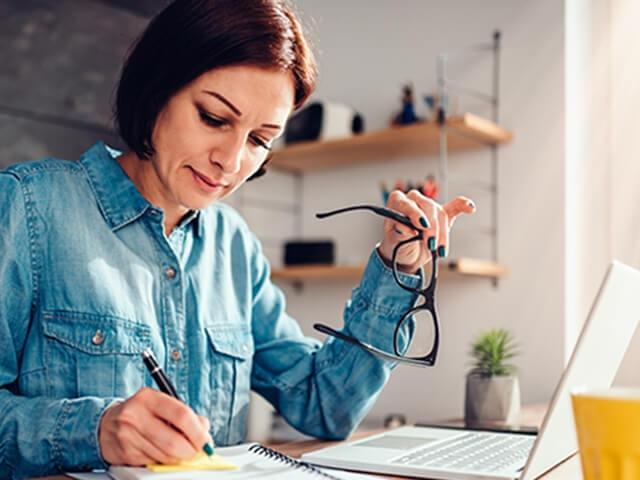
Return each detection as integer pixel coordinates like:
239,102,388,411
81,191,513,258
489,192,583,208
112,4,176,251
469,329,518,377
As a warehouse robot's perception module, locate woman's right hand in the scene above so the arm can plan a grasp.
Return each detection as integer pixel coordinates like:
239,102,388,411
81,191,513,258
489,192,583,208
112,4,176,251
98,387,214,466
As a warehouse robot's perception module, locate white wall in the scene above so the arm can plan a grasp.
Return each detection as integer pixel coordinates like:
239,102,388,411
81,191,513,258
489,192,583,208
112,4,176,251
563,0,640,389
245,0,570,426
610,0,640,385
610,0,640,270
565,0,612,362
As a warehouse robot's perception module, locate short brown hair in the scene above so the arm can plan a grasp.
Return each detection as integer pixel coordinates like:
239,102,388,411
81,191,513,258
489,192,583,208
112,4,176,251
114,0,317,179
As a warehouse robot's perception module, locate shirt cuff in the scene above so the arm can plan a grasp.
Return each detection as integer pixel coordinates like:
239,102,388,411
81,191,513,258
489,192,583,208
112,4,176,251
95,399,124,467
359,247,422,313
52,397,121,472
344,248,422,353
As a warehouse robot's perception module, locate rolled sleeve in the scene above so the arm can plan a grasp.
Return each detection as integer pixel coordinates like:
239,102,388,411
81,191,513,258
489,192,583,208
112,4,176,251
52,397,120,473
344,248,422,352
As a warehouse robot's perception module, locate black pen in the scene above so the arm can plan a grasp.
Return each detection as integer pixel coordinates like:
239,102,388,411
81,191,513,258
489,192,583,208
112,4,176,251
142,348,215,457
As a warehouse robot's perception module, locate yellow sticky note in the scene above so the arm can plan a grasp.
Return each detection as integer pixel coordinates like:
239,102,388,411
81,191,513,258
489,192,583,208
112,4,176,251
147,452,238,472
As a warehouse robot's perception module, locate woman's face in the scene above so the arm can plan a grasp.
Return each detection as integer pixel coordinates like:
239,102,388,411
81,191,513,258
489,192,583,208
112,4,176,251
147,65,295,211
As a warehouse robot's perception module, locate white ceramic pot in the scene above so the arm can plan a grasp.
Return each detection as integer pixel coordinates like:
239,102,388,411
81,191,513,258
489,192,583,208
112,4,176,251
464,374,521,424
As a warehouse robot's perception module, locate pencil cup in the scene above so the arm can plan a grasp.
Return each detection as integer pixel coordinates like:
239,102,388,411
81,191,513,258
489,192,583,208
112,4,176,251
571,387,640,480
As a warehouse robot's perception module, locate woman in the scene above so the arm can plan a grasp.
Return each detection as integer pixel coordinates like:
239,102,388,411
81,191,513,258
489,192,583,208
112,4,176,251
0,0,475,476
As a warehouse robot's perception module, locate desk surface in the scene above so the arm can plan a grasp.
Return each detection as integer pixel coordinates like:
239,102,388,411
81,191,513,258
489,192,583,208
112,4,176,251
34,405,583,479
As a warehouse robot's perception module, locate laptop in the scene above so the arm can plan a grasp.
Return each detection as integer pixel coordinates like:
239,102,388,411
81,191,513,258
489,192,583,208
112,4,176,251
302,260,640,480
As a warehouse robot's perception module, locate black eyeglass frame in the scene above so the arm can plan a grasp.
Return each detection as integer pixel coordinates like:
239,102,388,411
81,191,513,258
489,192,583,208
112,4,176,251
313,205,440,367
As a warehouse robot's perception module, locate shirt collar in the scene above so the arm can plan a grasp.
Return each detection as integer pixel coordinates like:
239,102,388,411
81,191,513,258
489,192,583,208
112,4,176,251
79,142,203,237
178,209,205,238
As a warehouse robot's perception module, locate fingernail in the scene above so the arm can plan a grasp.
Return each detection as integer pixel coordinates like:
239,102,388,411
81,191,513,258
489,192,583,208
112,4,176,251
203,442,215,456
438,245,447,258
428,237,436,251
419,216,429,228
467,200,476,209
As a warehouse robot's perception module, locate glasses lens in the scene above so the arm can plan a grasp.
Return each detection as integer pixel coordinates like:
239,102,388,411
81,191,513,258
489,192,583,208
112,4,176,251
396,307,438,358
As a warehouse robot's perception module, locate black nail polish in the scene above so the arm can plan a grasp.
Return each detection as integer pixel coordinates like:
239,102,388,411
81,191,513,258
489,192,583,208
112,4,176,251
438,246,447,258
419,216,429,228
428,237,436,251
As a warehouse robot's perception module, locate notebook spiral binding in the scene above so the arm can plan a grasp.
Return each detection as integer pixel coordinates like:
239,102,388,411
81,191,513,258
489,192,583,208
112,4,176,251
248,444,343,480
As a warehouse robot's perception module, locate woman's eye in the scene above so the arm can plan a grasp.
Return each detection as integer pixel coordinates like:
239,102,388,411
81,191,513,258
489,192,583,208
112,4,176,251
199,110,225,128
249,135,272,151
198,108,271,151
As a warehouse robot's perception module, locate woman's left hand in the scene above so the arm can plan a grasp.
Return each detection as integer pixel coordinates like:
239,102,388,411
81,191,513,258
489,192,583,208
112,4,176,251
377,189,476,273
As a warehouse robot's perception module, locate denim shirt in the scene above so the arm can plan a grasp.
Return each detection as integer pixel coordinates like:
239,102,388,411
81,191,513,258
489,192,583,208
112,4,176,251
0,142,420,478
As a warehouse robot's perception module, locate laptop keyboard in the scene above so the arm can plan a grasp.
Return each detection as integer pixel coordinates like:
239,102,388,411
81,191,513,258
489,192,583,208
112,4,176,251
391,432,535,473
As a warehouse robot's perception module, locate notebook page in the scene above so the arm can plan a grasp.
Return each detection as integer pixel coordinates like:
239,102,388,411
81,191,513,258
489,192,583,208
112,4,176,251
108,443,375,480
66,474,109,480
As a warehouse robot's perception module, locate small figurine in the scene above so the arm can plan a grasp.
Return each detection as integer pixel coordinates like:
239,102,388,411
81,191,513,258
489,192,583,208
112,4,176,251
392,83,423,126
421,174,440,200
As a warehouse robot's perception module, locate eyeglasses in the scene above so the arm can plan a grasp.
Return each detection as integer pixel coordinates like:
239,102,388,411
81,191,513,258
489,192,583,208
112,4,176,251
313,204,440,367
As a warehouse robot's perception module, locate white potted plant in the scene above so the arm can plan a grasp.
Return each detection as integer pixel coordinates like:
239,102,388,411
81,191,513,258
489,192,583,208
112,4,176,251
464,329,521,424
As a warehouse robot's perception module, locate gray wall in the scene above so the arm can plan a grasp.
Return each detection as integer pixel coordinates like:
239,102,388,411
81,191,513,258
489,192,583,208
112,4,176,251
0,0,145,165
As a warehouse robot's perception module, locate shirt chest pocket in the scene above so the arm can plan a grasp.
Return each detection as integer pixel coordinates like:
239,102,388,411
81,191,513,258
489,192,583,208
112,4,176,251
42,310,151,399
204,324,254,445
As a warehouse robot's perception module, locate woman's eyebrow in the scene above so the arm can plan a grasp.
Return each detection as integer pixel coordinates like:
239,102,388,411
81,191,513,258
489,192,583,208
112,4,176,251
202,90,282,130
260,123,282,130
203,90,242,116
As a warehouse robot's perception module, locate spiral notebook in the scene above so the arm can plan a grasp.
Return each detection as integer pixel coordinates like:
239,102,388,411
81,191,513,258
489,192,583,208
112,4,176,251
107,443,375,480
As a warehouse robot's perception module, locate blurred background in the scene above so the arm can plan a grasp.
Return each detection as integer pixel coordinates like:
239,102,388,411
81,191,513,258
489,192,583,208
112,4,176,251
2,0,640,441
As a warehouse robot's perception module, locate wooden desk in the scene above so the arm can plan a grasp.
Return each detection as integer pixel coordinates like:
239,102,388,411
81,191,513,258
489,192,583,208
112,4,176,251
33,405,583,479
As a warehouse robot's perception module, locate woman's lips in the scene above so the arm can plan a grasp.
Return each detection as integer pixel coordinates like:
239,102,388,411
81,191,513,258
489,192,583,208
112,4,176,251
189,167,227,191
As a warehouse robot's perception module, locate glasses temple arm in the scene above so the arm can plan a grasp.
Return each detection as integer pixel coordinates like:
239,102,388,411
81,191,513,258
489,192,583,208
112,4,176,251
316,204,416,230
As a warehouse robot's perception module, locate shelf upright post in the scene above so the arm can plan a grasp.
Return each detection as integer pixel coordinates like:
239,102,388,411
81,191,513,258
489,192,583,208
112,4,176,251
436,31,503,287
491,30,501,287
436,53,449,203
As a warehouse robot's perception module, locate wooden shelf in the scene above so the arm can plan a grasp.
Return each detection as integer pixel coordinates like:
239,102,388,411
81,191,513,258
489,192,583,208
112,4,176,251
271,258,507,283
271,113,513,173
446,257,508,278
271,264,365,282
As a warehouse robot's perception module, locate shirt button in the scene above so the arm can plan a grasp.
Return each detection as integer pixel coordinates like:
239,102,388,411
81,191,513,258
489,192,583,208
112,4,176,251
171,348,182,361
165,267,177,279
92,330,105,345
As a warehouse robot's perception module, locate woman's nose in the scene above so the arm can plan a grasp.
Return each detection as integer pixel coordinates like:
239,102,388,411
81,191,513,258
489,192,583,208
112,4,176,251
211,133,244,174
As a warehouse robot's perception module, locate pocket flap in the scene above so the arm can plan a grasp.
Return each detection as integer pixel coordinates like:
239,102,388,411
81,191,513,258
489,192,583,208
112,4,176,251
43,310,151,355
205,324,253,360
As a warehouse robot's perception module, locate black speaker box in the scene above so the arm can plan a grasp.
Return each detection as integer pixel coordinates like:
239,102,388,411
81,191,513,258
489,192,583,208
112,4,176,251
284,240,335,265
